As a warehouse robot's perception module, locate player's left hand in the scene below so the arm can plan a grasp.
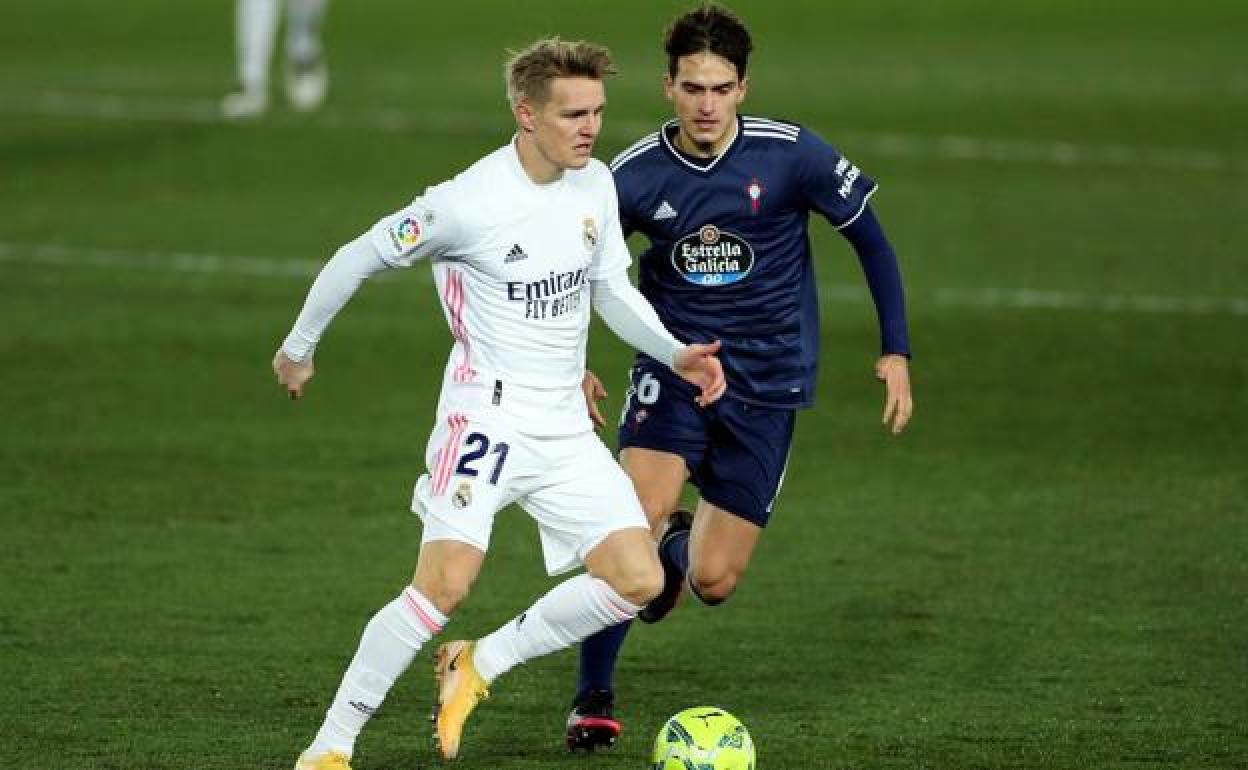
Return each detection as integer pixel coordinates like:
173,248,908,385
875,354,913,434
674,340,726,407
581,370,608,429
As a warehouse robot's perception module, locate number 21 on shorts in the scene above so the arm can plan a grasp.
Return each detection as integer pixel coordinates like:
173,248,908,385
455,432,510,485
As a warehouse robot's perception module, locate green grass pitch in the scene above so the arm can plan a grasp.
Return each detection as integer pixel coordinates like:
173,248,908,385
1,1,1245,768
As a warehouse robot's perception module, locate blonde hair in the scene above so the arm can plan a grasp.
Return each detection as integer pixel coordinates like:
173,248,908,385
505,37,616,106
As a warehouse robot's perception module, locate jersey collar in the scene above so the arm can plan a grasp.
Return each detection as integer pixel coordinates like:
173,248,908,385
659,116,742,175
507,135,567,192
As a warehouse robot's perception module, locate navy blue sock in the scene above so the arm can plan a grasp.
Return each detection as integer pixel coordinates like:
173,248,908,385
660,529,691,575
576,620,633,699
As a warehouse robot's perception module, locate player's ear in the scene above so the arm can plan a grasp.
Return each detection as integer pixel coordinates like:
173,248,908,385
514,100,537,133
662,73,675,102
737,75,749,104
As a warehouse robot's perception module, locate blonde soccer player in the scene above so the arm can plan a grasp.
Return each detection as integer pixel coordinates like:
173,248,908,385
275,38,725,769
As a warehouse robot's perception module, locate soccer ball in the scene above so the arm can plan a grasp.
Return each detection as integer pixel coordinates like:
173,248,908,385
651,706,756,770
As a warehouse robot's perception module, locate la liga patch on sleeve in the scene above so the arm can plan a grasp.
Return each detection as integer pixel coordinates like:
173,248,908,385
388,215,423,254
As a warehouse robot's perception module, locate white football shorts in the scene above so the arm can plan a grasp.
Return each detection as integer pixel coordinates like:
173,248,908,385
411,406,648,575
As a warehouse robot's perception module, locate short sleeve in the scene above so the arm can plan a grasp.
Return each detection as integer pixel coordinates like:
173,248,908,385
796,128,878,230
589,169,633,280
368,181,465,267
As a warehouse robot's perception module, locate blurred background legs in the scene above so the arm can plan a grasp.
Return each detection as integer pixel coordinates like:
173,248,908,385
223,0,329,118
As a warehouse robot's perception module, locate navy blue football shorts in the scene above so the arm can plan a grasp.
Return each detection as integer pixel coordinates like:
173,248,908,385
617,356,796,527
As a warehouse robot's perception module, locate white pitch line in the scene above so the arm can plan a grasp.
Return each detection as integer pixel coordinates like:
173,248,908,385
0,89,1240,174
0,241,324,278
2,241,1245,318
841,131,1234,174
928,286,1248,316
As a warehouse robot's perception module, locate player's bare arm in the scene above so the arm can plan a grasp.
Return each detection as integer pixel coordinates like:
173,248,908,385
875,354,912,434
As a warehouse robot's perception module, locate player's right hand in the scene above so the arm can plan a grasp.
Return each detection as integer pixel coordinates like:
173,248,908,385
581,370,608,429
674,340,726,407
273,349,315,400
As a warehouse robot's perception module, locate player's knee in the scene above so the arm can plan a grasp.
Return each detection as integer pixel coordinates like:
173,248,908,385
688,569,738,606
605,560,665,607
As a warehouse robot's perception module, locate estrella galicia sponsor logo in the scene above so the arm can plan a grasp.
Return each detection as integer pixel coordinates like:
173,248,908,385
670,225,754,286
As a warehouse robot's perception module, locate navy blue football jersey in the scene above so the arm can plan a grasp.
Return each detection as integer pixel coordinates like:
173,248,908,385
610,115,877,409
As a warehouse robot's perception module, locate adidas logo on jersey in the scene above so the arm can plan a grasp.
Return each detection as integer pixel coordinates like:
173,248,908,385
653,201,678,220
504,243,529,263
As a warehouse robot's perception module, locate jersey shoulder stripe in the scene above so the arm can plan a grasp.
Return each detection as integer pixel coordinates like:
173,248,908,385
743,128,799,143
612,132,659,162
610,139,659,172
610,133,660,171
742,116,800,134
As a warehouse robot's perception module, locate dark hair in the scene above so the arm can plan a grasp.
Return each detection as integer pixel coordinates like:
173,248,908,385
664,4,753,78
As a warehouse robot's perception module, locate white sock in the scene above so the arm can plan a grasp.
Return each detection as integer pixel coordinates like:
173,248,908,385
235,0,280,92
473,574,639,683
285,0,328,65
306,586,447,758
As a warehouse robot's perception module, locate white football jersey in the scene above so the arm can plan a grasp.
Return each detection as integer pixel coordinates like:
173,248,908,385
370,141,632,434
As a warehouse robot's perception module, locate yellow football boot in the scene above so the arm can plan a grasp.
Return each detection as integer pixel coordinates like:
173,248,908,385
432,640,490,760
293,750,352,770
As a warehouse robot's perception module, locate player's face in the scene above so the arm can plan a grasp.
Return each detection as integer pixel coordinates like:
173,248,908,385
528,76,606,173
664,52,747,156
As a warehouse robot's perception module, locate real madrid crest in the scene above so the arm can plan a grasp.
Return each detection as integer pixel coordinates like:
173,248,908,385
452,481,473,510
582,217,599,252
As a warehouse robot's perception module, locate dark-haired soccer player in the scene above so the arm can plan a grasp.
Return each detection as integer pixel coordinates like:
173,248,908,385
565,4,914,750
